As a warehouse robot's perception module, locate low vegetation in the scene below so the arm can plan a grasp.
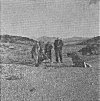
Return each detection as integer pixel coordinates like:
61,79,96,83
0,35,100,101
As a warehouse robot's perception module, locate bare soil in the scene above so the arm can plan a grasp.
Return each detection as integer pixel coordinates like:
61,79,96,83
0,42,100,101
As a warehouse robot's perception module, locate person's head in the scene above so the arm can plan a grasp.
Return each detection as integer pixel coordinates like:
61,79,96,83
60,38,62,40
67,53,72,57
57,37,60,40
34,41,37,45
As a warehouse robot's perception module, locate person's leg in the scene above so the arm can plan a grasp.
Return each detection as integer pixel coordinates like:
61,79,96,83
31,52,37,64
35,51,41,66
55,50,58,62
35,54,38,64
32,53,34,58
49,51,52,62
59,49,63,63
46,51,51,62
31,51,34,59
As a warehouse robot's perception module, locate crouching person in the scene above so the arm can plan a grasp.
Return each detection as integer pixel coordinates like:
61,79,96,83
67,52,92,67
45,42,53,63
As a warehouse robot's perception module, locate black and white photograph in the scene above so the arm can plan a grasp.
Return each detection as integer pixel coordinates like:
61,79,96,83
0,0,100,101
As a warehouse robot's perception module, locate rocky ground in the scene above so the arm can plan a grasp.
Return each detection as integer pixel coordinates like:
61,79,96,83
0,42,100,101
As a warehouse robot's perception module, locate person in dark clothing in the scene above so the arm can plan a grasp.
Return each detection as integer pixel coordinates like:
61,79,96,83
45,42,53,62
67,52,92,67
54,38,63,63
31,41,39,64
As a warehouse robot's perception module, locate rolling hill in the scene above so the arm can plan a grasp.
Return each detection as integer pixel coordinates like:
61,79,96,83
77,36,100,45
0,35,36,45
38,36,88,45
63,37,88,45
37,36,57,43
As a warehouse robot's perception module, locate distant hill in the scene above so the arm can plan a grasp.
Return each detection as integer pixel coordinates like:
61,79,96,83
64,37,86,41
37,36,88,45
0,35,36,45
77,36,100,45
37,36,57,43
63,37,88,45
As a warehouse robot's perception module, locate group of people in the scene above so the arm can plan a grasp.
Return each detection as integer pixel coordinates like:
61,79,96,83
31,38,63,66
31,38,92,68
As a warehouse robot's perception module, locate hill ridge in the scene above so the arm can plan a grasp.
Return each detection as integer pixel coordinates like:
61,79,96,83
77,36,100,45
0,34,36,45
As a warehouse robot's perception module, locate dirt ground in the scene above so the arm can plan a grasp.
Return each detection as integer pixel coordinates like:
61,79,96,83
0,42,100,101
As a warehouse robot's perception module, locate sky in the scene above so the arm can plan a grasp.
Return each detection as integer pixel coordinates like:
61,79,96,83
1,0,100,38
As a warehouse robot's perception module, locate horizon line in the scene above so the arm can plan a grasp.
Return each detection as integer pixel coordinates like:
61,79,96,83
1,34,99,39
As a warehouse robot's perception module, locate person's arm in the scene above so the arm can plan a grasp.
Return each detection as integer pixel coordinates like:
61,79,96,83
44,44,47,54
54,41,55,47
54,40,57,49
61,40,63,46
31,47,33,53
58,40,62,48
50,44,53,49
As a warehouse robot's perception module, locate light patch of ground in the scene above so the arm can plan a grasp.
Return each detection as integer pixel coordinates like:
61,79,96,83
1,61,99,101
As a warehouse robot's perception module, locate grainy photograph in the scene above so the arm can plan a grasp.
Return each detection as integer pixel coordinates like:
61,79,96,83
0,0,100,101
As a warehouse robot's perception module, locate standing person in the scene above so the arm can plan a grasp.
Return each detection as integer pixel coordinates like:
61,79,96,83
31,41,39,64
58,38,63,62
37,41,44,64
38,41,43,53
45,42,53,62
54,38,59,62
54,38,63,63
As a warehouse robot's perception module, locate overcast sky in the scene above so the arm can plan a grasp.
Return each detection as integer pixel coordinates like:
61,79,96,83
1,0,99,38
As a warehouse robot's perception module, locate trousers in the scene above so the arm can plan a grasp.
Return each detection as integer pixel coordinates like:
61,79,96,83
55,49,63,63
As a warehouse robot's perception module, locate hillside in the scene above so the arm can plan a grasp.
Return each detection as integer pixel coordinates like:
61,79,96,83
38,36,88,45
37,36,57,43
63,37,88,45
77,36,100,45
0,35,99,101
0,35,36,45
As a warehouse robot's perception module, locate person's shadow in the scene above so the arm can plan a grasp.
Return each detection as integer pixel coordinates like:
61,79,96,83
43,62,72,69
